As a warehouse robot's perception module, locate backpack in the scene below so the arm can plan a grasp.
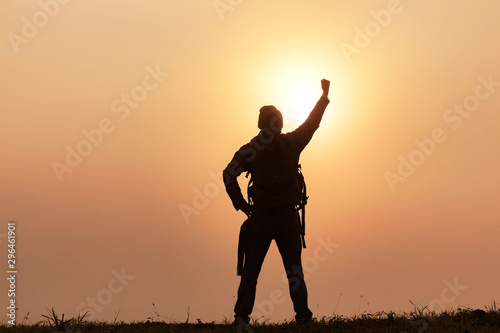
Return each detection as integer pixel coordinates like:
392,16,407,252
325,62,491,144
245,134,309,248
246,136,301,206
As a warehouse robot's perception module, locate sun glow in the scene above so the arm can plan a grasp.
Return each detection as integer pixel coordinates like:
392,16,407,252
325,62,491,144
266,68,324,129
278,75,347,134
281,78,320,125
256,55,350,135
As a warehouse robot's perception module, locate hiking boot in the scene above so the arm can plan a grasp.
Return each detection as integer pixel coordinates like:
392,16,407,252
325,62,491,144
295,314,313,324
233,315,250,326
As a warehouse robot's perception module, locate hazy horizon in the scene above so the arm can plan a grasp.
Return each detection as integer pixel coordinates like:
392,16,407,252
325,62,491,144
1,0,499,324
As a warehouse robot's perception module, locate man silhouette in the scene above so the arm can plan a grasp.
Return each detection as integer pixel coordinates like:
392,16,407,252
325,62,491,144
223,79,330,325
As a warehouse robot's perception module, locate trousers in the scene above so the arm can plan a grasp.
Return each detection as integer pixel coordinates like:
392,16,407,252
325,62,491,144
234,207,313,322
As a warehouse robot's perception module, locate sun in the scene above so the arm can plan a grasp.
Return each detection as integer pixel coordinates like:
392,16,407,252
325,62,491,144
271,69,329,130
255,55,349,134
281,79,320,124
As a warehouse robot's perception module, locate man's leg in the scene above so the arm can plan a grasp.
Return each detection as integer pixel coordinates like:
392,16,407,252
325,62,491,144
234,216,272,323
275,209,313,321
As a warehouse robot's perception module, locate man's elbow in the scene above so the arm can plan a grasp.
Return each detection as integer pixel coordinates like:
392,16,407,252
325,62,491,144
223,168,239,187
222,169,231,187
318,94,330,108
223,161,242,185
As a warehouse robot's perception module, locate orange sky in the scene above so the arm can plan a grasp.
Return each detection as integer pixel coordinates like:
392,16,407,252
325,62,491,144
1,0,499,324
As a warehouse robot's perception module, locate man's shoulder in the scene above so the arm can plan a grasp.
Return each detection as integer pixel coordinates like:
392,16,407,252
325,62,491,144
235,138,256,154
280,130,304,150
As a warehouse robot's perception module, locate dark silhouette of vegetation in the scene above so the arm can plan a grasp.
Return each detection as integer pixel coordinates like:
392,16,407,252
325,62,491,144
1,302,499,332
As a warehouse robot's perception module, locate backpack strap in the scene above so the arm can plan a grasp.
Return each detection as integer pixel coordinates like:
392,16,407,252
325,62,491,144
245,171,254,206
297,164,308,249
236,173,255,276
300,208,306,249
237,218,251,276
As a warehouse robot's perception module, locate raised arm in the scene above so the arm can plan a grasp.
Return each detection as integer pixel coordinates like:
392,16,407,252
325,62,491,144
287,79,331,150
306,79,330,127
321,79,330,98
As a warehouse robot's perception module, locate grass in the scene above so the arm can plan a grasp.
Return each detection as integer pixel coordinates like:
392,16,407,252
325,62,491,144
1,302,499,332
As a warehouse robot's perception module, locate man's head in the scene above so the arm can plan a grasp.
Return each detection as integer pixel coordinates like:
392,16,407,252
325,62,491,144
258,105,283,132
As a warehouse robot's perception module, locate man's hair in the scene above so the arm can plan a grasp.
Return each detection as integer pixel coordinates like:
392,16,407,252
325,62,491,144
258,105,283,132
